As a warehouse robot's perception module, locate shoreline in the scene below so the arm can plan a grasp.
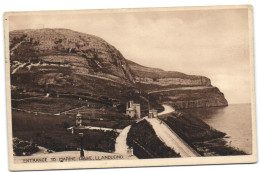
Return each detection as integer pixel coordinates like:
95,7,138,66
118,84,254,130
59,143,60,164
158,110,248,156
179,103,252,155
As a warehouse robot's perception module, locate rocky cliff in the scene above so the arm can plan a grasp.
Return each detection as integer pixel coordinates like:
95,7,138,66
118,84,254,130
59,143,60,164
127,60,228,109
9,28,228,110
149,87,228,109
127,60,211,87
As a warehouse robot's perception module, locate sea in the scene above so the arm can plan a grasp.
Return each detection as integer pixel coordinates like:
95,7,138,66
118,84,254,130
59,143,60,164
180,103,253,154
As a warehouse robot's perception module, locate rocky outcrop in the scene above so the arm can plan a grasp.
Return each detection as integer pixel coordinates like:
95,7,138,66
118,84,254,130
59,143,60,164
153,87,228,109
135,77,210,87
127,60,227,109
127,60,211,87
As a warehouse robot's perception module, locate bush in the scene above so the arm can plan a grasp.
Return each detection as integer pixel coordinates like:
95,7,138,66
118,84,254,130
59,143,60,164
13,137,39,156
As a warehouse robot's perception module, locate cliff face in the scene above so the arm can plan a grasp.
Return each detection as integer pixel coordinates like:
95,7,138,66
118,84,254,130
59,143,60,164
127,60,211,87
9,28,228,110
127,60,228,109
149,87,228,109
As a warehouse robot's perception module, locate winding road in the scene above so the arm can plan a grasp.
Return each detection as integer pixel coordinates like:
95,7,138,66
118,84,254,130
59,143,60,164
158,104,175,115
147,104,200,157
148,86,212,94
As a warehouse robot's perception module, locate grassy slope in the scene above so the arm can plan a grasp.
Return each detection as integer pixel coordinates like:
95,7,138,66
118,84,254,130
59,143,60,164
12,110,120,152
12,96,136,128
127,120,180,159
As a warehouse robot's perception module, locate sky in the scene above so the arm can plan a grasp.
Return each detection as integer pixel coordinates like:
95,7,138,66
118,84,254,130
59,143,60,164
8,7,252,104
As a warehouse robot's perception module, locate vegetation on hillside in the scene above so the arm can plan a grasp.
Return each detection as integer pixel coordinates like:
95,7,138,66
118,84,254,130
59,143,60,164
127,120,180,159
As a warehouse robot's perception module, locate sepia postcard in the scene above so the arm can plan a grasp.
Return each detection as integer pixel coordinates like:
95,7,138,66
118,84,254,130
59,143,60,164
4,5,257,171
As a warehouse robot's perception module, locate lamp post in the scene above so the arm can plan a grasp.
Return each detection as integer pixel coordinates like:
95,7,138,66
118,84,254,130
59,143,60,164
78,132,84,157
74,113,85,157
148,92,150,112
148,92,151,118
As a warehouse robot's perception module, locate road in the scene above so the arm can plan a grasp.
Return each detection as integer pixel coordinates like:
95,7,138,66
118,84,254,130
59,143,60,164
113,104,175,157
67,126,122,132
56,106,86,115
158,104,175,116
146,104,200,157
114,125,137,159
148,86,212,94
114,104,178,158
146,117,200,157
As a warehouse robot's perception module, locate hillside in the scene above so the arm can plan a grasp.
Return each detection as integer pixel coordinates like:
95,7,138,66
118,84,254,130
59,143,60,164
10,29,134,82
9,28,227,111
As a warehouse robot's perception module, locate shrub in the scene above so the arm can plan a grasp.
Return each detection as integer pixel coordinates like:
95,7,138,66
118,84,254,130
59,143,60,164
13,137,39,156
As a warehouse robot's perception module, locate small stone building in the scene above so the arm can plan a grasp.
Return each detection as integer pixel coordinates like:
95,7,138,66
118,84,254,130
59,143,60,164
126,100,141,119
148,109,158,118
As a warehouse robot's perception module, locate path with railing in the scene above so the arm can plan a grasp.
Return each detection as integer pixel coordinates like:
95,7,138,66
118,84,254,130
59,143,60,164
146,104,200,157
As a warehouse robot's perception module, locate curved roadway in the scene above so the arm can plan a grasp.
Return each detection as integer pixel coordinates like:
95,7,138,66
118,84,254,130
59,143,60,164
147,104,200,157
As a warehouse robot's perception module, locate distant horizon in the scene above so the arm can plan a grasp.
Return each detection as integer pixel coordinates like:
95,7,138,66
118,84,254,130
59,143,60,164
230,102,251,105
8,8,252,104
